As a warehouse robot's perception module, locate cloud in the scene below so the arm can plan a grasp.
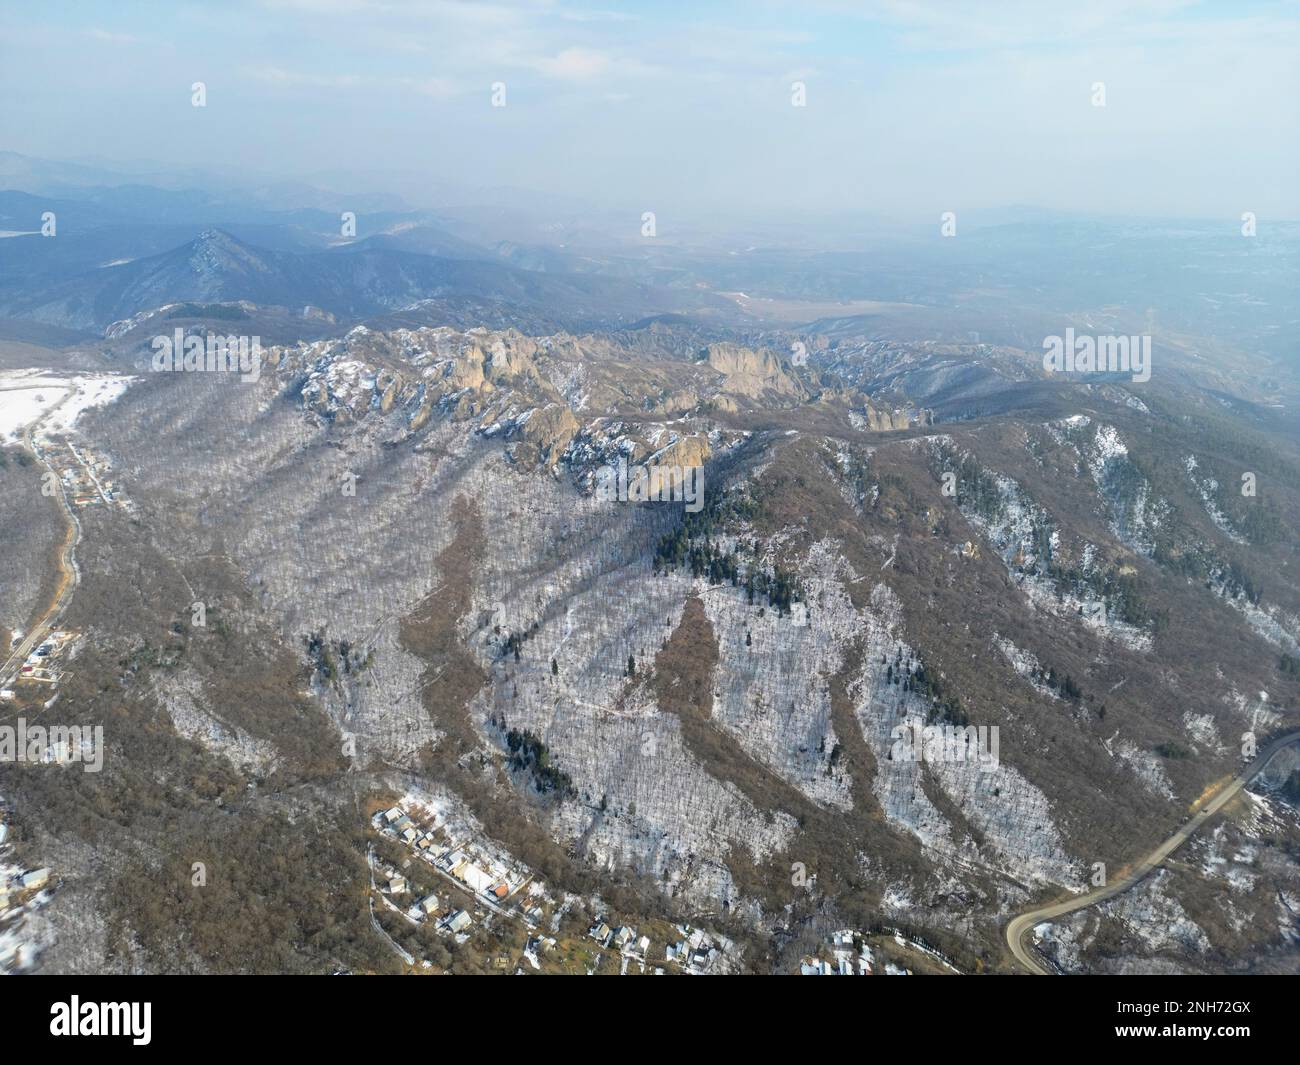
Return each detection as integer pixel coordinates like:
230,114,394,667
243,65,365,89
531,46,614,81
6,0,1296,219
243,64,465,99
407,76,461,99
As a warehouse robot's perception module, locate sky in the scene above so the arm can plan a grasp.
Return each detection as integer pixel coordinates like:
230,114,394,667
2,0,1298,224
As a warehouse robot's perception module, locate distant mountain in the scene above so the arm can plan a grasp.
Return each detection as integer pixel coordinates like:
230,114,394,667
0,227,736,333
339,223,492,261
0,150,138,194
0,189,143,234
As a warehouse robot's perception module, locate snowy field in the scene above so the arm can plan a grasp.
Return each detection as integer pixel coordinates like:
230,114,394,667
0,370,135,442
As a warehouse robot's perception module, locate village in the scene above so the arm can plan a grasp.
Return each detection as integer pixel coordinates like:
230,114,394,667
368,797,736,974
371,799,544,934
2,629,77,698
799,930,877,975
798,928,965,975
587,917,732,975
34,435,129,512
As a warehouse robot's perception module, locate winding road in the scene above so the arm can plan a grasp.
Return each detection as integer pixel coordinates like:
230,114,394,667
1006,729,1300,974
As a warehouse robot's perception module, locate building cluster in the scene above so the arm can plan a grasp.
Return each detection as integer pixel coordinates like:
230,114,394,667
797,929,961,975
662,924,731,974
799,930,875,975
34,435,127,510
587,919,651,961
588,919,730,975
581,912,741,974
372,802,549,934
372,799,739,975
4,629,76,693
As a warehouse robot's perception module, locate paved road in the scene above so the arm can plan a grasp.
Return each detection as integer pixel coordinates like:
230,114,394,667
1006,729,1300,974
0,413,81,689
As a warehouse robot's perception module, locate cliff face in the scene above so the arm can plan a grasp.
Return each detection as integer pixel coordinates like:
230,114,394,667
854,404,932,431
264,326,937,480
257,327,917,495
704,342,804,401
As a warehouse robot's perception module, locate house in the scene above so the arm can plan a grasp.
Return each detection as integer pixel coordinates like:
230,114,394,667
401,827,418,844
457,863,494,894
417,894,439,915
492,883,509,900
588,921,612,945
446,909,472,933
386,875,407,894
382,807,403,824
19,868,50,891
613,926,635,950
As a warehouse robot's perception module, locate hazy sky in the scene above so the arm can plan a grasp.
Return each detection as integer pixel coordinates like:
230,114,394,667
3,0,1298,223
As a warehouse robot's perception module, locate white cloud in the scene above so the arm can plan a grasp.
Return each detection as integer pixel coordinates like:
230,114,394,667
531,46,614,81
243,65,366,89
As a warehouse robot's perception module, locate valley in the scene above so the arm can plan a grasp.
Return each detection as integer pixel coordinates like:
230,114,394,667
3,297,1296,975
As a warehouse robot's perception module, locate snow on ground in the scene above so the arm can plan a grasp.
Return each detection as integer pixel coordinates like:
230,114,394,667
993,633,1060,700
1184,455,1245,544
1212,581,1300,657
1033,918,1084,971
1182,711,1222,751
41,376,133,435
0,385,67,441
1099,869,1210,955
1103,732,1175,798
0,800,56,972
0,370,135,442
